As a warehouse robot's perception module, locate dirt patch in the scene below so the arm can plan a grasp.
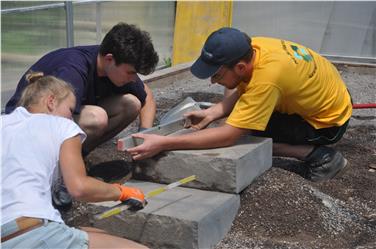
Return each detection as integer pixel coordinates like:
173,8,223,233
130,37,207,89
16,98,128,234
216,125,376,249
62,65,376,248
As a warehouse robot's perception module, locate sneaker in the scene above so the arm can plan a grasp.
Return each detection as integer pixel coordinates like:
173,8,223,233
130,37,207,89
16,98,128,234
304,146,348,182
52,178,72,211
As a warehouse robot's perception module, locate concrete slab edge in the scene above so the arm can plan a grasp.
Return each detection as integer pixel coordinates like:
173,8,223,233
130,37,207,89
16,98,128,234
140,62,192,84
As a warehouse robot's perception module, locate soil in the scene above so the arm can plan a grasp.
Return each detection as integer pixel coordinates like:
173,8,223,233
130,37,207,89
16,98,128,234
216,124,376,249
62,64,376,249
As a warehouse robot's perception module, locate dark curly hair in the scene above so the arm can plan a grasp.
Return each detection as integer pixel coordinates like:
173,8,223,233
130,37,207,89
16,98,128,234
99,23,159,75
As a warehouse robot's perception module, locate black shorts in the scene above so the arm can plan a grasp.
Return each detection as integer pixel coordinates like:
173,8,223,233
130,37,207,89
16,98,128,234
252,112,349,145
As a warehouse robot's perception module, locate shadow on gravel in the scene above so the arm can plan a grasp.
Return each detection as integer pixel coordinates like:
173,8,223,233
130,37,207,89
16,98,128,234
272,157,308,179
87,160,133,183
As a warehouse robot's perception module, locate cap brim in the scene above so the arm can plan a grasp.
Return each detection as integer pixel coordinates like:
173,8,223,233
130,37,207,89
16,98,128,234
190,57,221,79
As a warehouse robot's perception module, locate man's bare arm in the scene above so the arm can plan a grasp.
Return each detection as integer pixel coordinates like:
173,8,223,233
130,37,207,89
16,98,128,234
139,84,156,129
127,124,249,160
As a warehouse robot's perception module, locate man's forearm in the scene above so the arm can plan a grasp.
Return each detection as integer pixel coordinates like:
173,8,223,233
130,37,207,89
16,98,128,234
139,84,156,128
163,124,246,151
209,89,239,120
127,124,249,161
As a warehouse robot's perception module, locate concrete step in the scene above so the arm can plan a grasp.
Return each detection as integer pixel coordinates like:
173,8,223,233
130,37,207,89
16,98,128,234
132,136,272,193
91,180,240,249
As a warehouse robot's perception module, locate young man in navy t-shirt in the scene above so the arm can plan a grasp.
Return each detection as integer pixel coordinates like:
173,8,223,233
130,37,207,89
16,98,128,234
6,22,159,155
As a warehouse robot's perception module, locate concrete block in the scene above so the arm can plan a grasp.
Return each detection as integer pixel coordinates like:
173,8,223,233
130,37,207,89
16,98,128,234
140,62,192,89
132,136,272,193
91,181,240,249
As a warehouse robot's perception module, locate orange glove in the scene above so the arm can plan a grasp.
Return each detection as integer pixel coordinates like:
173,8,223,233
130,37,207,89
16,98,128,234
113,184,146,211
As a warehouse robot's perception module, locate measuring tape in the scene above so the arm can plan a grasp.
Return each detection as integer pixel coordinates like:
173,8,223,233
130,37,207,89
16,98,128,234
94,175,196,220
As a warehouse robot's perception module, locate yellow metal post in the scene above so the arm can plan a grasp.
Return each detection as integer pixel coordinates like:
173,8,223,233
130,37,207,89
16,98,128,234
172,1,233,66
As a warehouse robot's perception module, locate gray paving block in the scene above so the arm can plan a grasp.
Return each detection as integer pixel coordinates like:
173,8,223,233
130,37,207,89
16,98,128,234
132,136,272,193
91,181,240,249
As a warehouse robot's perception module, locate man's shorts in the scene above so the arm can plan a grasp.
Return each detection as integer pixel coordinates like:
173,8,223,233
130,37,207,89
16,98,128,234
252,112,349,145
2,220,88,249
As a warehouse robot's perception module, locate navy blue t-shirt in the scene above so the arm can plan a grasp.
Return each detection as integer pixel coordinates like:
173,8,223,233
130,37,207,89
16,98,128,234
5,45,147,114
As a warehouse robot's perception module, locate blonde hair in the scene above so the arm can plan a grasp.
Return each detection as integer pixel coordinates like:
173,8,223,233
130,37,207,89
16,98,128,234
18,71,75,109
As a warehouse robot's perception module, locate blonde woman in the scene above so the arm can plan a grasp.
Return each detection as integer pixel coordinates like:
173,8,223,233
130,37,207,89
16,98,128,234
1,72,148,249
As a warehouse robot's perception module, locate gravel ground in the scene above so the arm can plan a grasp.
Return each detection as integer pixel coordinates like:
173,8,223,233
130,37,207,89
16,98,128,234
64,64,376,249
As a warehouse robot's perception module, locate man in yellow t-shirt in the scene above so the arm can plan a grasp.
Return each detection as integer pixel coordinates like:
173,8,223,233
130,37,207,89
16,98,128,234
127,27,352,182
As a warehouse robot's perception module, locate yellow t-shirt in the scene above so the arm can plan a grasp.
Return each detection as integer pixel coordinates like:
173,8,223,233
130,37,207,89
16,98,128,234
226,37,352,131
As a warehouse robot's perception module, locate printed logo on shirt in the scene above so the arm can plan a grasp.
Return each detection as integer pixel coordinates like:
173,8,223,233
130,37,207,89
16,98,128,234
281,40,317,78
290,45,312,62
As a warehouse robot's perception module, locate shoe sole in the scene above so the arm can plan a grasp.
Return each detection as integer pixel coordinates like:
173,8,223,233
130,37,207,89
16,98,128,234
332,158,349,179
310,154,348,182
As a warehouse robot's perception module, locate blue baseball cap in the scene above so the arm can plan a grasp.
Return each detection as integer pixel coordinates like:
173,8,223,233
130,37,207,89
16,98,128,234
190,27,251,79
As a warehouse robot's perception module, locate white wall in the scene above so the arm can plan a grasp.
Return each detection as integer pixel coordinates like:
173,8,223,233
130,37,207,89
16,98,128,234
232,1,376,58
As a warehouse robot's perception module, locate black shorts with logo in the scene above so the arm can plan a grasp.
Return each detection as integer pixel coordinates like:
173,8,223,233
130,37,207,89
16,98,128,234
252,112,349,145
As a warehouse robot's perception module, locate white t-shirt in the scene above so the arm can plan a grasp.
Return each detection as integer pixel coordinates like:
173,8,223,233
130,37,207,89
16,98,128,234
1,107,86,224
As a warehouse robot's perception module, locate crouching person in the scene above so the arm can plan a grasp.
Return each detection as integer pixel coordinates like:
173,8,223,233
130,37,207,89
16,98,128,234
1,72,148,249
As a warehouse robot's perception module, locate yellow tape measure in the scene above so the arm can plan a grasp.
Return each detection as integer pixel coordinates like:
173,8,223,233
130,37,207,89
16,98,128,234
95,175,196,220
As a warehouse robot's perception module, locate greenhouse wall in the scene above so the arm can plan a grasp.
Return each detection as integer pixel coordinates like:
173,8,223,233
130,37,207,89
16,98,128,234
1,1,175,109
1,1,375,110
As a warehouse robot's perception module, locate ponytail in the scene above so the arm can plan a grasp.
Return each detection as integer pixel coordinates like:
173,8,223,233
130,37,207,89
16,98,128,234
25,71,44,84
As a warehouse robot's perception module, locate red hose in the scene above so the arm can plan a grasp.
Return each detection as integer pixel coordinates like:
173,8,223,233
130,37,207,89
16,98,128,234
352,103,376,109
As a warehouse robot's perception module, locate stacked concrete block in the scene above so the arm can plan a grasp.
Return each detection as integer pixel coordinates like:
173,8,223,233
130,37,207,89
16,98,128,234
92,181,240,249
93,67,274,247
96,135,272,248
132,136,272,193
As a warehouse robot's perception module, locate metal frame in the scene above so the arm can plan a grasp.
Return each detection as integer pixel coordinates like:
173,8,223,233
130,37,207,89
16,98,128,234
65,1,74,47
1,0,105,48
1,2,66,14
1,1,374,64
117,118,191,151
95,2,102,44
323,55,376,67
